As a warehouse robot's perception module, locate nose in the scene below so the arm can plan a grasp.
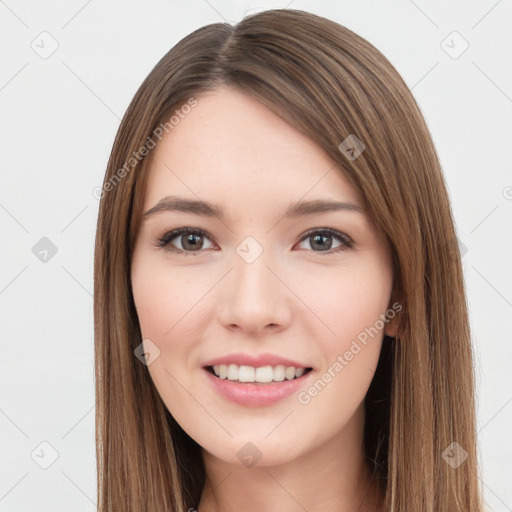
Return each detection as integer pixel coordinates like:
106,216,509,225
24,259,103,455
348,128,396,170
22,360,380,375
217,248,292,335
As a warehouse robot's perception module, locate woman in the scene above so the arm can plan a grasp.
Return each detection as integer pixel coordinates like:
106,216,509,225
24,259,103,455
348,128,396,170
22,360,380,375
94,8,484,511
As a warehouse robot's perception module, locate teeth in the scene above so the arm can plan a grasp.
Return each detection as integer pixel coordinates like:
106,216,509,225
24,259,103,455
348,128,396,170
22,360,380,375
239,365,255,382
211,364,308,383
218,364,228,379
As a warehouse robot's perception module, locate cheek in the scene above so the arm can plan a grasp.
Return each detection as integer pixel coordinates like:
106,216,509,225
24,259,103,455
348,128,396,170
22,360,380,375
130,258,218,410
291,257,391,405
291,267,390,440
131,260,207,419
131,258,211,343
295,258,392,346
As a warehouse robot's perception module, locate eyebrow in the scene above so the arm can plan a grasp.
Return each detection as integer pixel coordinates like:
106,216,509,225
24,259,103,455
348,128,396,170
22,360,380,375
142,195,364,221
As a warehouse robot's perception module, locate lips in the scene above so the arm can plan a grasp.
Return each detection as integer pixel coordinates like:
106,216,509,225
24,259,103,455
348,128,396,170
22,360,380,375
202,352,313,369
202,363,315,407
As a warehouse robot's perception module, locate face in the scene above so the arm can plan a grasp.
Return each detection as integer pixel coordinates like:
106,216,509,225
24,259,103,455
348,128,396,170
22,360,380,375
131,86,395,468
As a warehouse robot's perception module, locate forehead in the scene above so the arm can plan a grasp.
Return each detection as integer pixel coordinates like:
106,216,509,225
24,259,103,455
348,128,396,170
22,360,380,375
142,87,361,214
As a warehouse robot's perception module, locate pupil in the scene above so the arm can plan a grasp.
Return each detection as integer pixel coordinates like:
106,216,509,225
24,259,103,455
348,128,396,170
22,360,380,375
183,233,202,250
311,234,331,251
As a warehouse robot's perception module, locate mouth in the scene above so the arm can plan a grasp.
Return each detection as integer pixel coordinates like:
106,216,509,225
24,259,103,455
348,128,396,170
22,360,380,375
204,364,314,385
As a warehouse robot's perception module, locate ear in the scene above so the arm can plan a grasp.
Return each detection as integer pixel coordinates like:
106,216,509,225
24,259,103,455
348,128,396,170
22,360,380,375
384,293,400,338
384,314,398,338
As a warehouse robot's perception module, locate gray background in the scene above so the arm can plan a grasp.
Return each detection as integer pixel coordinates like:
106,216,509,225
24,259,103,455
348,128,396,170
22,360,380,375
1,0,511,510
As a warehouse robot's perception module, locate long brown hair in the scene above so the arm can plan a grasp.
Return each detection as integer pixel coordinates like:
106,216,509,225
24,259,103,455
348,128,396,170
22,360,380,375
94,8,483,511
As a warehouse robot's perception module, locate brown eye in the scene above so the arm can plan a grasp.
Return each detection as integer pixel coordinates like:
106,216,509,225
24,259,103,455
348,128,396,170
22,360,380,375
297,228,353,254
156,228,215,255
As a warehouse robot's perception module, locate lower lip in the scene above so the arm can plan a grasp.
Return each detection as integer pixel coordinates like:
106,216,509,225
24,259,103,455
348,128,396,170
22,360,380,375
203,367,314,407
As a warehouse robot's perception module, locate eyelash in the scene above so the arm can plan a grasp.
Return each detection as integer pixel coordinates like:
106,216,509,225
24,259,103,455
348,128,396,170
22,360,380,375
154,227,353,256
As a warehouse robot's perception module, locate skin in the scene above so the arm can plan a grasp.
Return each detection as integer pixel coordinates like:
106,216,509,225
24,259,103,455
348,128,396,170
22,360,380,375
131,86,396,512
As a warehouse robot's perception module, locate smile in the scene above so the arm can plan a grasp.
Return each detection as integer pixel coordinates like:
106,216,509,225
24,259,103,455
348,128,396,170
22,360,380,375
207,364,313,383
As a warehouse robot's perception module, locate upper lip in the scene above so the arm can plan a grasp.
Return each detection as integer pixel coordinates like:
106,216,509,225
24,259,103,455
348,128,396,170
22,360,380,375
203,352,313,369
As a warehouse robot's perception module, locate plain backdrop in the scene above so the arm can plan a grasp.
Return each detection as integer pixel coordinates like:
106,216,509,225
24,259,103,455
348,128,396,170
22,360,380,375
1,0,511,510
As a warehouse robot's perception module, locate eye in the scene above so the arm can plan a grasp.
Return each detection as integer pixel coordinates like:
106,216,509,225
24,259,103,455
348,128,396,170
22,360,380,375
155,227,353,256
296,228,353,254
155,227,216,256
